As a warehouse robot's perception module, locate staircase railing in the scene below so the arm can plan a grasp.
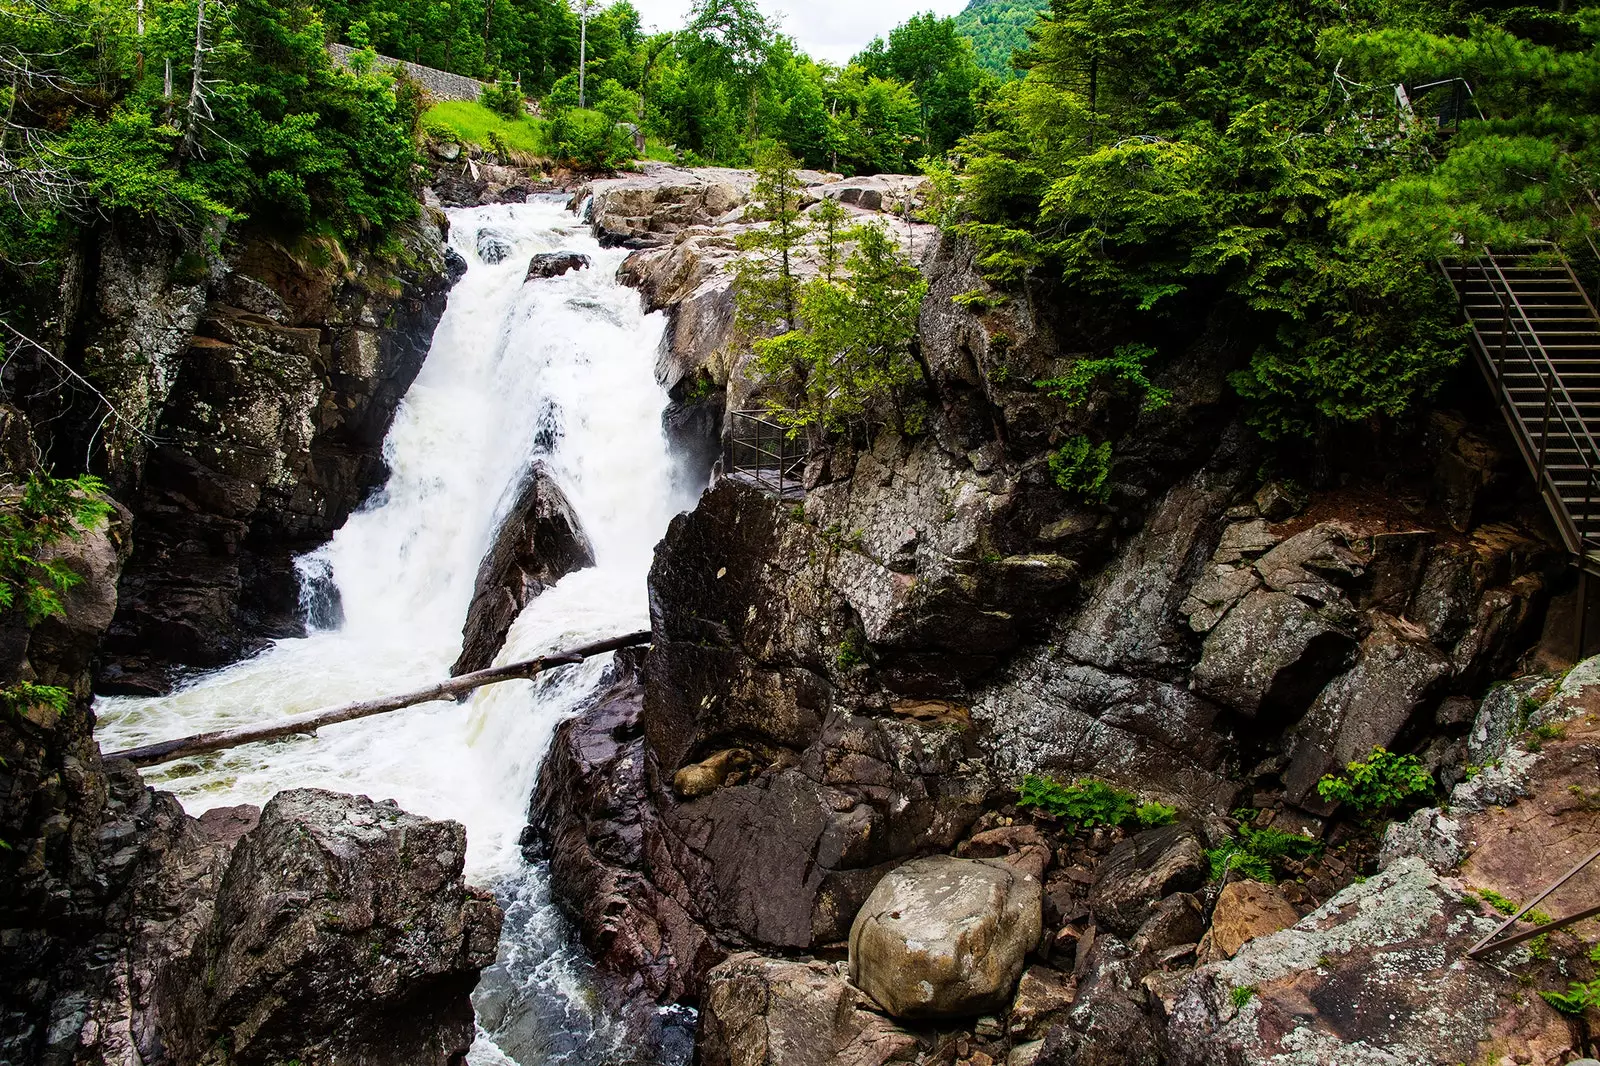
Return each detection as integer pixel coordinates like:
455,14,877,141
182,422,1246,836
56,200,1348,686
1450,248,1600,560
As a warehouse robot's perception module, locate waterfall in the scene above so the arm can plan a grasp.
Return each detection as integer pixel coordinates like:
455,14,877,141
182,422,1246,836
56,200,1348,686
95,200,698,1064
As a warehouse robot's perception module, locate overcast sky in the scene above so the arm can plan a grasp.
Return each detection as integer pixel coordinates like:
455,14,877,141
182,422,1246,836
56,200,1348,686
624,0,972,65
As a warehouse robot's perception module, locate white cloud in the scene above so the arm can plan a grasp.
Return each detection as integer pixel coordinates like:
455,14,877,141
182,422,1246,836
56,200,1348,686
624,0,971,66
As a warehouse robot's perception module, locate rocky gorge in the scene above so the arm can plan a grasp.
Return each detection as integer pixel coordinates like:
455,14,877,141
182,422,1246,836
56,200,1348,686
529,163,1600,1066
2,150,1598,1066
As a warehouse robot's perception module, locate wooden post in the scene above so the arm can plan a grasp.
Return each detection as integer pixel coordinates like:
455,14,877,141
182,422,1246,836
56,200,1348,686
105,630,650,768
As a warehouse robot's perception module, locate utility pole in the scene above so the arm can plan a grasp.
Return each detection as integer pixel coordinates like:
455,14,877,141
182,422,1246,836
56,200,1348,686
573,0,592,108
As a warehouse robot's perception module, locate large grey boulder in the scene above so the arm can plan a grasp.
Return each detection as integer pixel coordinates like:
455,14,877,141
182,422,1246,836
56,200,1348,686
699,953,918,1066
848,855,1042,1019
453,460,594,674
1088,823,1207,936
160,789,502,1066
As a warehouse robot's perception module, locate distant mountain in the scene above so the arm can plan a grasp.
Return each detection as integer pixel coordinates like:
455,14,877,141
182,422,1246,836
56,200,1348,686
953,0,1050,78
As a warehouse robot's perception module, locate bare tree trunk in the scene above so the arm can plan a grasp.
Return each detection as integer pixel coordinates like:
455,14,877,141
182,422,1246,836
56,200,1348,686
105,631,651,767
181,0,209,158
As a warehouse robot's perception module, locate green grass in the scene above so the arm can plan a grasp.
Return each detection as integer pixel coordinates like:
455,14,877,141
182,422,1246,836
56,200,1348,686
422,101,551,157
640,135,677,163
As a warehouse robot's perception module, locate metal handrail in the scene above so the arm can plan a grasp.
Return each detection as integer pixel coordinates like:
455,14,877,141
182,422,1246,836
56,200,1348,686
723,409,807,499
1457,248,1600,555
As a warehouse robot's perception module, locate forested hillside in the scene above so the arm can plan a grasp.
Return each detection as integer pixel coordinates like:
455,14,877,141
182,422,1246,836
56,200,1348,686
947,0,1600,442
952,0,1049,77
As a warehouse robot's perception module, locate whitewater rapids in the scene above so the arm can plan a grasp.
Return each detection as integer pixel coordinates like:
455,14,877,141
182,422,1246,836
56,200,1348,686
95,199,698,1064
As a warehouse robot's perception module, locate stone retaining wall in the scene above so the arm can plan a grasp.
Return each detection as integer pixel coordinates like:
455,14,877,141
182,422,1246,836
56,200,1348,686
327,43,485,102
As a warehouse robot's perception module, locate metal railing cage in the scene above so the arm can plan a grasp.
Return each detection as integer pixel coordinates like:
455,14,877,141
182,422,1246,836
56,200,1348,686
721,409,808,500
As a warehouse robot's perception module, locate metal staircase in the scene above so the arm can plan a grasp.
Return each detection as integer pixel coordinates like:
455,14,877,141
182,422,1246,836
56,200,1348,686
1444,249,1600,576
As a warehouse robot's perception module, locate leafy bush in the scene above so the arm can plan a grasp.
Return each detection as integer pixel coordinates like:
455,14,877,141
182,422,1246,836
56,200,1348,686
1047,436,1112,502
1036,343,1171,411
1017,774,1136,830
480,74,526,119
549,108,635,170
1135,802,1178,828
1,474,113,625
1316,747,1434,813
1540,980,1600,1016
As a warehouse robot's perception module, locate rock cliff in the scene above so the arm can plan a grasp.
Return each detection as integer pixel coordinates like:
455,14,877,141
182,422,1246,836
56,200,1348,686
531,166,1590,1066
45,211,464,694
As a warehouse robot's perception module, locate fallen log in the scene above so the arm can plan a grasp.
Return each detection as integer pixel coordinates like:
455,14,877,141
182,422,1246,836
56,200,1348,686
106,630,651,768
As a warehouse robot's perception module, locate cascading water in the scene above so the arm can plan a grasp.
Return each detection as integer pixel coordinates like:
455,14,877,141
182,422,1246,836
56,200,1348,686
94,199,699,1064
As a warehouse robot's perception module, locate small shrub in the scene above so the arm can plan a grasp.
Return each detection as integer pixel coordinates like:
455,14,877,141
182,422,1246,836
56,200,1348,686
1036,343,1172,411
1206,823,1321,883
1048,435,1113,503
480,73,526,120
836,627,866,670
1017,774,1136,831
1135,801,1178,828
1540,979,1600,1016
1230,985,1257,1009
1315,746,1433,813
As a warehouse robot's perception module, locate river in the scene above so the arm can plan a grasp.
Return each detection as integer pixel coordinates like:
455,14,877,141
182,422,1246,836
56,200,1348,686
95,199,699,1064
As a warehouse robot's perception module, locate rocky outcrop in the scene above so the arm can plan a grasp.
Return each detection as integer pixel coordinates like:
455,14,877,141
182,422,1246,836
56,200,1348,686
848,855,1042,1019
699,954,918,1066
160,789,501,1066
453,461,595,675
1164,857,1577,1066
528,650,724,1004
93,210,459,693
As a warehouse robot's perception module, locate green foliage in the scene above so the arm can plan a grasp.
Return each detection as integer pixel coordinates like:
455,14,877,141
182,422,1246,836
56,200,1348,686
1016,774,1136,830
739,149,928,436
1230,985,1257,1009
953,0,1050,78
1036,343,1171,411
1540,980,1600,1016
480,73,527,119
945,0,1600,439
548,107,634,169
425,101,551,155
1316,746,1434,813
836,627,866,669
0,474,113,626
1047,436,1112,503
1135,802,1177,828
1207,821,1322,883
854,13,996,154
0,681,72,720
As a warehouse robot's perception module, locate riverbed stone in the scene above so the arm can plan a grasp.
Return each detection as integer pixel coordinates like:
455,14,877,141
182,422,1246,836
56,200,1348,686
848,855,1042,1019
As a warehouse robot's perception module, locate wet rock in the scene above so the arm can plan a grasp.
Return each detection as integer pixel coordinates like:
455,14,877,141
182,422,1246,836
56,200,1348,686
476,226,514,263
1190,589,1357,721
453,460,595,675
529,653,723,1003
699,953,918,1066
1194,881,1299,963
161,788,502,1066
849,855,1042,1019
1164,858,1576,1066
1088,823,1207,936
526,251,592,280
101,209,457,689
1282,614,1451,809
